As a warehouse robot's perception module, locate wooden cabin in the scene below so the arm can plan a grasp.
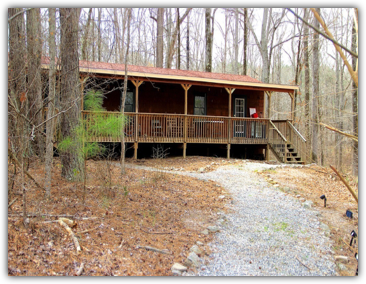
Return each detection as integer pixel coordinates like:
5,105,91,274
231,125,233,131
52,60,307,163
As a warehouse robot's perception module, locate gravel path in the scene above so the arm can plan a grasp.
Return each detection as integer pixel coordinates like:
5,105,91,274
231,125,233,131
126,161,337,276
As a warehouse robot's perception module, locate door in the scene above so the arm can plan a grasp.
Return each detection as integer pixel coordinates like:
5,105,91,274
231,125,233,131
234,98,246,137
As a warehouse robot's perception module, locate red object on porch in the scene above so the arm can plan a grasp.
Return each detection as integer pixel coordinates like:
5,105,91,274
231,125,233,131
252,113,258,118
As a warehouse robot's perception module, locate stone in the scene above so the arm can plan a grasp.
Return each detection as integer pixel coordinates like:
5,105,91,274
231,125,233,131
207,225,220,233
218,195,226,199
201,229,209,235
198,167,205,173
196,241,204,246
335,256,348,264
171,263,188,272
186,252,201,267
302,200,314,209
189,245,202,255
171,269,182,276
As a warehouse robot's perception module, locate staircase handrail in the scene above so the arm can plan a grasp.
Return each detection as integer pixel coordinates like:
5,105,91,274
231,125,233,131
269,120,287,142
287,121,306,142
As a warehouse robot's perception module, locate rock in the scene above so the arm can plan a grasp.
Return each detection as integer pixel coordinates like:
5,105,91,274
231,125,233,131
200,229,209,235
207,225,220,233
218,195,226,199
171,269,182,276
302,200,314,209
198,167,205,173
185,252,201,267
337,263,347,271
196,241,204,246
335,256,348,264
171,263,187,272
320,222,330,236
189,245,202,255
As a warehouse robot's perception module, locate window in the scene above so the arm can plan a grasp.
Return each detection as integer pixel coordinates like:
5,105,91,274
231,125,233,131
124,91,134,112
194,95,206,115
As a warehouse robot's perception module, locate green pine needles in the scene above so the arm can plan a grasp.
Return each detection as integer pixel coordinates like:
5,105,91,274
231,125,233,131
58,89,126,201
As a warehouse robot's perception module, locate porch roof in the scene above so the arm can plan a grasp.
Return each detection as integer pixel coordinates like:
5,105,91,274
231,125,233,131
41,57,299,93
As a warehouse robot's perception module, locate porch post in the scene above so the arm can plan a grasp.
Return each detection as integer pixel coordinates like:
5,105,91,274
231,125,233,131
265,91,272,119
288,92,295,121
181,84,191,158
131,80,143,159
225,88,235,159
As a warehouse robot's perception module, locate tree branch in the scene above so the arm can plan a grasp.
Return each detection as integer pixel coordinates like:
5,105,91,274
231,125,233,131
286,8,358,59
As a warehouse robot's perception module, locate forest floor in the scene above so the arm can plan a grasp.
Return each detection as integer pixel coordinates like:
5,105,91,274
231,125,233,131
7,156,358,276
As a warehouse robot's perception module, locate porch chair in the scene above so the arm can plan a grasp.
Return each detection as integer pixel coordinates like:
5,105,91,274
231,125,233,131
151,119,163,136
166,117,178,137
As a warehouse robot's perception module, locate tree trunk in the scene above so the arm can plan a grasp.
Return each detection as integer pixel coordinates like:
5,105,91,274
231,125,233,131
166,8,192,69
26,8,44,159
81,8,93,61
205,8,212,72
351,13,358,176
243,8,248,76
186,13,190,70
303,8,311,163
311,8,320,164
156,8,164,68
234,8,239,74
120,9,132,175
8,8,27,162
98,8,102,62
60,8,83,180
45,8,57,199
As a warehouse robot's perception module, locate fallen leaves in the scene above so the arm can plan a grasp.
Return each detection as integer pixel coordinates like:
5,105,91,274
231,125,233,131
8,157,229,276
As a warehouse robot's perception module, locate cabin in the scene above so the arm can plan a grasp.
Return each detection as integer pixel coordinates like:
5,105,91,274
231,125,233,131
49,59,307,163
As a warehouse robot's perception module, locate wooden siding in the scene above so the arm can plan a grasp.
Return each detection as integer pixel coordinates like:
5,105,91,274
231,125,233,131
98,82,265,119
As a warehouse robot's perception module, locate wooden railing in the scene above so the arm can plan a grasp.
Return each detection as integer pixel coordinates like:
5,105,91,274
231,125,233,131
82,111,270,144
287,121,307,163
270,120,307,163
268,120,287,162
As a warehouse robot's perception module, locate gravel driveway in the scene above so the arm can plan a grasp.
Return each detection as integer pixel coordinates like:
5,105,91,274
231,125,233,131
127,161,337,276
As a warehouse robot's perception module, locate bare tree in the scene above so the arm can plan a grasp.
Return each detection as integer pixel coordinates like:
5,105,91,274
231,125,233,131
351,9,358,175
156,8,164,68
27,8,44,159
311,8,320,163
243,8,248,75
45,8,57,199
81,8,93,61
59,8,83,180
120,8,132,175
166,8,192,69
8,8,28,226
205,8,212,72
303,8,311,162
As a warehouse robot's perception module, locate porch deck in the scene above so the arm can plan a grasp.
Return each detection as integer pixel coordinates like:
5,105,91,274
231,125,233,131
82,111,307,163
83,111,269,144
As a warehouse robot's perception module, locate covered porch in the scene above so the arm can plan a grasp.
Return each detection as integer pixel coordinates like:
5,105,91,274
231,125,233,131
79,61,303,162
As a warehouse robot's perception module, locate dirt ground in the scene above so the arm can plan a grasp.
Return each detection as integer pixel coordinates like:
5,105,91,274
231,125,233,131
8,156,358,276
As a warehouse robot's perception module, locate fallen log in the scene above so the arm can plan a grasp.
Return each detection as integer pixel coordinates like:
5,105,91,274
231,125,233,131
58,218,81,254
136,245,170,255
330,165,358,203
76,262,84,276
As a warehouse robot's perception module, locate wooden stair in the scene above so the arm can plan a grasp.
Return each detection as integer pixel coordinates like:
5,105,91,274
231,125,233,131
284,143,304,164
268,120,306,164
